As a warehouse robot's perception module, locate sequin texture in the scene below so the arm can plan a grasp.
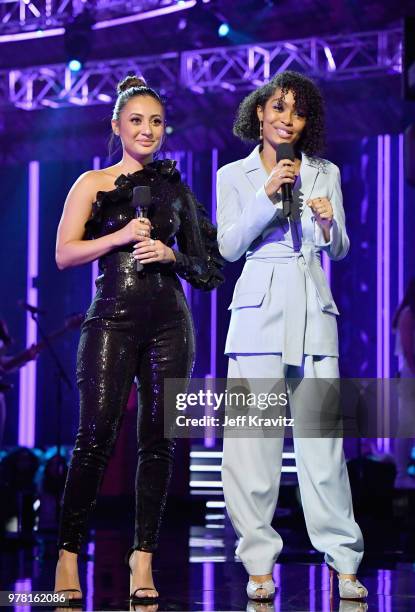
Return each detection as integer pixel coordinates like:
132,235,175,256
57,160,225,554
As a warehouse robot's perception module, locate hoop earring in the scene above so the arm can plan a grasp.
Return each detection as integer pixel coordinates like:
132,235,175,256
259,120,263,141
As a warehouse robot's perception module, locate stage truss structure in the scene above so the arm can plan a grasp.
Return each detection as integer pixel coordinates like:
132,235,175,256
0,0,195,36
0,28,402,111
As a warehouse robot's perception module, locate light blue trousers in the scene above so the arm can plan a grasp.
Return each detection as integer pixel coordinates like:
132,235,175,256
221,354,364,575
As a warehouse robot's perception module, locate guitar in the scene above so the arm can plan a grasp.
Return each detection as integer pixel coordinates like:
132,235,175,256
2,313,84,373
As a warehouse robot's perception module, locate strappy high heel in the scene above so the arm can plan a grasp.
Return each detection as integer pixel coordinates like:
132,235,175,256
246,578,276,601
54,588,84,608
126,548,159,605
327,565,368,600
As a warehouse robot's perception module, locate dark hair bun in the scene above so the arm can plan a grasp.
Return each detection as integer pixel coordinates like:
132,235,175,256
117,75,147,95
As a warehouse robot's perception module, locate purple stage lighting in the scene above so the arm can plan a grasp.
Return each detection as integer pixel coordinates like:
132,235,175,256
19,161,39,447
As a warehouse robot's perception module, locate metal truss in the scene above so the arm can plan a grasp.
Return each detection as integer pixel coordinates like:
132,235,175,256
0,0,191,35
0,28,402,111
182,28,402,90
2,53,179,110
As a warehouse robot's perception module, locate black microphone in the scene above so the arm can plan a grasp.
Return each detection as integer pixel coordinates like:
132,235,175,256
130,186,152,272
18,301,46,315
276,143,295,218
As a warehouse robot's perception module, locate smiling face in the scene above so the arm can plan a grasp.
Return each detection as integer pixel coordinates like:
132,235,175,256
112,95,165,162
257,88,307,150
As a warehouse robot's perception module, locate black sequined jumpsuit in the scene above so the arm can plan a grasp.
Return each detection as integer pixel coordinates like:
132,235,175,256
57,160,224,554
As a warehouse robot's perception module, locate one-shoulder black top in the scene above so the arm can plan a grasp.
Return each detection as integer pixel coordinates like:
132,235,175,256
84,159,225,291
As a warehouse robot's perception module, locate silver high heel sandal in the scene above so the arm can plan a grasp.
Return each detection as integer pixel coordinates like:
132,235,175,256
246,578,276,601
338,577,368,600
328,566,368,600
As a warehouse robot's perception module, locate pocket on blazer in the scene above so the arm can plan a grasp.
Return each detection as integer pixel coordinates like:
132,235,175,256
228,291,266,309
228,262,273,310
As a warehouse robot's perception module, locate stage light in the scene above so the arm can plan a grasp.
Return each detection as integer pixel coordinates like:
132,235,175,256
97,93,112,103
68,59,82,72
323,45,336,72
218,23,230,37
178,17,187,30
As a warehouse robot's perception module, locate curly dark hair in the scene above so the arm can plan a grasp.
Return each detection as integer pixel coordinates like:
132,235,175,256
233,70,325,156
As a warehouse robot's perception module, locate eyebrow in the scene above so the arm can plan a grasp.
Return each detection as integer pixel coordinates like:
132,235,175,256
270,98,291,105
128,113,162,118
270,98,302,111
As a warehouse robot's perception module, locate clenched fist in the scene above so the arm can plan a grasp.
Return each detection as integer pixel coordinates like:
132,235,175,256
307,197,333,230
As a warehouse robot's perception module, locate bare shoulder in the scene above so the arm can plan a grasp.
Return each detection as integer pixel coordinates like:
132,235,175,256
70,169,100,191
68,168,119,202
91,165,122,180
73,167,117,188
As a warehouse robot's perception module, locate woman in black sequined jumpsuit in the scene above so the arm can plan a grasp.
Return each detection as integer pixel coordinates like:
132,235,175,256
54,76,224,604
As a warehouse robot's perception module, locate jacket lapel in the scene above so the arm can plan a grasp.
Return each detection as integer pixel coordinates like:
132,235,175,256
242,147,322,202
242,146,268,192
300,154,321,202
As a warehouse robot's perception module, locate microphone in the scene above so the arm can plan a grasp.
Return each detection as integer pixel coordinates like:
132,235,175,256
276,143,295,218
18,301,46,315
130,186,152,272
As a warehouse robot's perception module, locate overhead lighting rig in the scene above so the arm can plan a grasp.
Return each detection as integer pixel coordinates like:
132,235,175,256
0,0,196,41
0,28,402,111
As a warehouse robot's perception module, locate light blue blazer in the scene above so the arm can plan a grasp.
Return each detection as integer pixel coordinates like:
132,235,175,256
216,145,350,366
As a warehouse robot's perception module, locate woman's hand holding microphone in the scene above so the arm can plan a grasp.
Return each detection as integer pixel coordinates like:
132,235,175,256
112,217,176,264
264,159,296,201
264,159,334,240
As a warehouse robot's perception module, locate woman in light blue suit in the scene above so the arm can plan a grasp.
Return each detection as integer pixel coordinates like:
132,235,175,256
217,71,367,602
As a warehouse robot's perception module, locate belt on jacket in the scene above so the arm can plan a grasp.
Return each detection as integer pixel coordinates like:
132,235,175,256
246,243,334,367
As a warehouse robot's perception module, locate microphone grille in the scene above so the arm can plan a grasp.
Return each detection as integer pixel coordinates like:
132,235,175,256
131,185,152,209
276,143,295,162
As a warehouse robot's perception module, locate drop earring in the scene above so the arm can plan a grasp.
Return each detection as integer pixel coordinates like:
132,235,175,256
259,120,263,141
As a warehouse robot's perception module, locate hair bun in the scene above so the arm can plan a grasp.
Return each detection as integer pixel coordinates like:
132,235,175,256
117,75,147,95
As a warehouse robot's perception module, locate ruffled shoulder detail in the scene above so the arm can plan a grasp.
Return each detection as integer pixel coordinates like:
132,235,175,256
84,159,180,239
173,183,225,291
114,159,179,190
191,197,226,291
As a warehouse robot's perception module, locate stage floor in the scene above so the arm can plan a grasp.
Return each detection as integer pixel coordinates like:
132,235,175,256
1,509,415,612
